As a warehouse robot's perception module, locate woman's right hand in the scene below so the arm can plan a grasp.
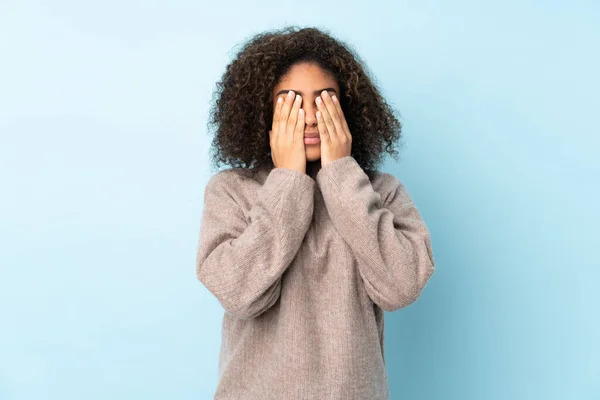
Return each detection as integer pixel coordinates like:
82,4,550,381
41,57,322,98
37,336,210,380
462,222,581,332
268,90,306,174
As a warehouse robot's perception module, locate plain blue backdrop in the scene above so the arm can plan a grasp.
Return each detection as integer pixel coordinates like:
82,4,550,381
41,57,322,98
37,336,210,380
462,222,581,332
1,1,598,399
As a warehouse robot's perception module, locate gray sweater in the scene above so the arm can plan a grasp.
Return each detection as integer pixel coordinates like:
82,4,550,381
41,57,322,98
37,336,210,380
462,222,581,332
196,155,435,399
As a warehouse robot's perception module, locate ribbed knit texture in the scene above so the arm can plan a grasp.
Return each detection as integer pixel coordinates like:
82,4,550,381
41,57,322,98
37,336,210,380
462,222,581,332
196,155,435,400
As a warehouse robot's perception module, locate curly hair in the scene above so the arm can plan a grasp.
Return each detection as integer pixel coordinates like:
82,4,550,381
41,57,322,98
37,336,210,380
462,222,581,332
206,25,405,178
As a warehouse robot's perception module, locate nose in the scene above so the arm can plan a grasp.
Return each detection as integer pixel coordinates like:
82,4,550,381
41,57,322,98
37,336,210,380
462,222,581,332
302,101,318,128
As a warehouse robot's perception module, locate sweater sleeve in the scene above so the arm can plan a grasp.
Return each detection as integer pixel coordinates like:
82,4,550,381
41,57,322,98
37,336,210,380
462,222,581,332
196,167,316,320
316,156,435,311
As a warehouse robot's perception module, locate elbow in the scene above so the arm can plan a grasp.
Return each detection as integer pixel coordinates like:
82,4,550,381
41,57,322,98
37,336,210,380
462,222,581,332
199,284,270,320
378,284,421,312
226,281,283,320
224,303,270,320
197,265,282,321
196,262,214,292
221,292,280,320
378,261,435,312
378,230,436,311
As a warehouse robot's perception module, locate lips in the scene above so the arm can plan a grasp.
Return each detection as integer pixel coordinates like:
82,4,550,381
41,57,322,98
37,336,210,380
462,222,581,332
304,133,319,138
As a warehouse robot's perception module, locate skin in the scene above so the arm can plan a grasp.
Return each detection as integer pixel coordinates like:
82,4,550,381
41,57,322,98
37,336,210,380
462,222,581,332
271,62,353,174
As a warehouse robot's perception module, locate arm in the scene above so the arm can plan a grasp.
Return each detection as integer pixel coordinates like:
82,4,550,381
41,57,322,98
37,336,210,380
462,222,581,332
196,167,315,320
316,156,435,311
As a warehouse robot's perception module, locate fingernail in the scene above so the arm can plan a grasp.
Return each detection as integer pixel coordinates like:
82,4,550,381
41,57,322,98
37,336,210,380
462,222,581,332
332,95,337,102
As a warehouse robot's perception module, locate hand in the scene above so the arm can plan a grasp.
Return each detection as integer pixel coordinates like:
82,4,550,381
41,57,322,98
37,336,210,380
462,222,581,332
315,90,352,167
268,90,307,174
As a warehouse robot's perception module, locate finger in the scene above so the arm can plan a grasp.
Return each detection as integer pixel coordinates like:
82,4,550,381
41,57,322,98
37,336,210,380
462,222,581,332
316,95,338,142
286,94,302,138
268,129,276,165
331,94,351,138
322,91,341,119
316,110,329,143
320,91,345,140
295,108,305,144
272,97,283,135
278,90,296,138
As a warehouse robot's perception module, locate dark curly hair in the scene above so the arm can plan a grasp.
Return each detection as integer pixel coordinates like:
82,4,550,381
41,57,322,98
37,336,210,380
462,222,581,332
206,25,405,178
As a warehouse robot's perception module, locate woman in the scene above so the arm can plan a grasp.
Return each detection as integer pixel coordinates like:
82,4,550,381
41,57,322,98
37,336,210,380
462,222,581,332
196,25,435,400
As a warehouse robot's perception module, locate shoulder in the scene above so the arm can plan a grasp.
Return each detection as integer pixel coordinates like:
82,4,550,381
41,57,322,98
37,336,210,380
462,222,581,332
369,170,410,206
204,167,262,198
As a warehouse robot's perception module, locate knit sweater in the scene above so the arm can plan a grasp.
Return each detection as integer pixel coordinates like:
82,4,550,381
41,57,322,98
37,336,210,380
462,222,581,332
196,155,435,400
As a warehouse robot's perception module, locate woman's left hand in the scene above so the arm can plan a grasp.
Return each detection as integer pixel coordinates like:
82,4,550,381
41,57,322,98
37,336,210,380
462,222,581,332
316,90,352,167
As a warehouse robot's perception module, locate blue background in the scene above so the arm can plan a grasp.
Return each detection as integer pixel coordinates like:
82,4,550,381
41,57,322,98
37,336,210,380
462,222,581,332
1,1,598,399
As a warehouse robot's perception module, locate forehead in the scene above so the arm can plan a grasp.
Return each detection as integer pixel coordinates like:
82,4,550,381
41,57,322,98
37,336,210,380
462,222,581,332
272,63,339,95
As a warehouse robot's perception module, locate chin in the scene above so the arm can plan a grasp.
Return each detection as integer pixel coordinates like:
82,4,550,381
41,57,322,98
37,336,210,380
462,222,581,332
305,148,321,162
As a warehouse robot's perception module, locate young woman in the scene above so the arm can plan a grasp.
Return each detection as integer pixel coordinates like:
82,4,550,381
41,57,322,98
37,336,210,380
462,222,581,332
196,25,435,400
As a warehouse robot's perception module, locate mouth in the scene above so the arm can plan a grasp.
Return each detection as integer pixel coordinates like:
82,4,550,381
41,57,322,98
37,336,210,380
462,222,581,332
303,136,321,144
